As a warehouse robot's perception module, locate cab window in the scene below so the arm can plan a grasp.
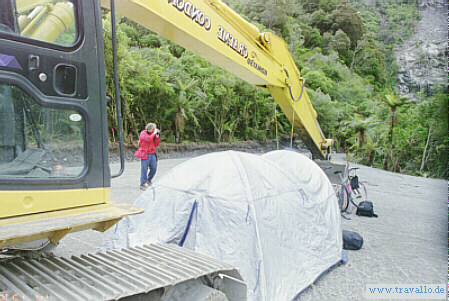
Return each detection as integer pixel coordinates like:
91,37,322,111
0,84,85,178
0,0,77,46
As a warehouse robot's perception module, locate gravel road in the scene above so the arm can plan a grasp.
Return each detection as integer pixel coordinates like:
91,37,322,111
55,153,447,300
298,160,447,300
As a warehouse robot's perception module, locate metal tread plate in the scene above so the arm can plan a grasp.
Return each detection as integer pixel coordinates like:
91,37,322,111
0,243,240,300
0,202,143,248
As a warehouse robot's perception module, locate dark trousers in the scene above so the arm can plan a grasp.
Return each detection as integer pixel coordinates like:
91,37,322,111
140,153,157,186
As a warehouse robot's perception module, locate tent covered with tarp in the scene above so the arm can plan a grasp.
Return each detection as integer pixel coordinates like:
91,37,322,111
262,149,337,205
103,151,342,300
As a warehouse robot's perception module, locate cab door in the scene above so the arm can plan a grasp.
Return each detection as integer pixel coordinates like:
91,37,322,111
0,0,111,218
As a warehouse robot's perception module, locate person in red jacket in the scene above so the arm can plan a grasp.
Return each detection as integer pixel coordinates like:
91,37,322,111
135,123,160,190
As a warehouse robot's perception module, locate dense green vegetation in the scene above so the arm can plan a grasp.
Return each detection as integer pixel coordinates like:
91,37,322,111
102,0,447,178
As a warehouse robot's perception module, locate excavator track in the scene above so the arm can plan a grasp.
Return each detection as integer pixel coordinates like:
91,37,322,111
0,243,245,301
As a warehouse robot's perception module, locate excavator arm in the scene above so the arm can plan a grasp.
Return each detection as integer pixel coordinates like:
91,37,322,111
100,0,333,159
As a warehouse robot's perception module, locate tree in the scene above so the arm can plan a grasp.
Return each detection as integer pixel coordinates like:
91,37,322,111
331,3,365,49
322,30,352,64
380,92,413,170
172,77,203,143
301,24,323,48
351,34,386,86
344,114,379,148
310,9,333,33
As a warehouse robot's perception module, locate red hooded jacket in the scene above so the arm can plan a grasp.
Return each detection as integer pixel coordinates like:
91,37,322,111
134,131,160,159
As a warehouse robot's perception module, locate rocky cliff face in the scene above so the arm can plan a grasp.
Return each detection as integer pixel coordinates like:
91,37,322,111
394,0,447,97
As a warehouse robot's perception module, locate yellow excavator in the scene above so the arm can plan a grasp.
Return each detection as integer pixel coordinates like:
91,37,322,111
0,0,334,299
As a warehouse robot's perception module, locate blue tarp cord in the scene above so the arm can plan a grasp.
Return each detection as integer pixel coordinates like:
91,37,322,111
340,250,348,265
254,259,262,293
178,200,198,247
150,185,156,201
298,188,310,205
292,260,341,300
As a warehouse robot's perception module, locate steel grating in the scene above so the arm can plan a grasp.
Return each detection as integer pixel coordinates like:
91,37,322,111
0,243,240,300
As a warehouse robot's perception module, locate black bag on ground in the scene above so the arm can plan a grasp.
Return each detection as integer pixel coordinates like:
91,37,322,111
356,200,378,217
350,175,359,190
342,230,364,250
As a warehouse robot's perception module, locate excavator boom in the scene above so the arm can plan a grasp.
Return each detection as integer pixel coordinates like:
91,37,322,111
100,0,333,158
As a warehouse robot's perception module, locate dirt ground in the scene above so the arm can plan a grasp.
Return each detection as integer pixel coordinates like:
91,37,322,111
55,152,447,300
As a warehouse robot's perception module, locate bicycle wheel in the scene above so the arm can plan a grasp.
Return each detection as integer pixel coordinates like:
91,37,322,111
334,184,349,213
351,182,367,206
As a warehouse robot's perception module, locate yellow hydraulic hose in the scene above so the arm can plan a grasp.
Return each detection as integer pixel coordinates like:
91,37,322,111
18,5,44,31
20,4,51,36
28,2,75,43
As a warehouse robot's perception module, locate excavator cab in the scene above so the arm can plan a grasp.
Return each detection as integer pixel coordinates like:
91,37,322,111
0,0,141,250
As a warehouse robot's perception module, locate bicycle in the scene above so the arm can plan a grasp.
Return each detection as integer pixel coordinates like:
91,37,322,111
347,167,368,207
319,164,348,213
321,163,367,213
332,182,349,213
334,167,368,211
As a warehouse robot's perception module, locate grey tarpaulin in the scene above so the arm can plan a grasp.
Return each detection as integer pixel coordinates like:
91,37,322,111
103,150,342,300
262,150,337,206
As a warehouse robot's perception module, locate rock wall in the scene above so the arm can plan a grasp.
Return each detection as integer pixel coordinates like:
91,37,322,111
394,0,447,96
